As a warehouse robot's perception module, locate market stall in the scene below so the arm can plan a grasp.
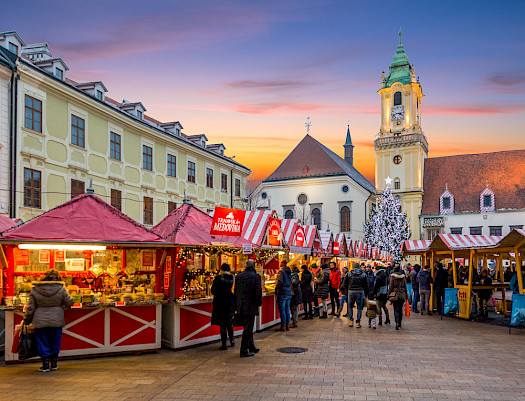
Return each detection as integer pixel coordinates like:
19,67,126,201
0,194,166,362
0,214,18,351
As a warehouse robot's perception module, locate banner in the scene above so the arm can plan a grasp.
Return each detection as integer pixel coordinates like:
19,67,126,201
333,242,340,255
267,217,282,246
210,207,246,236
294,226,305,247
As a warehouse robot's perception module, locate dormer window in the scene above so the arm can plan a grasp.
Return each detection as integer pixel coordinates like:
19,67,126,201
55,68,64,80
480,186,495,212
394,91,402,106
175,128,180,136
8,42,18,54
76,81,107,101
96,90,103,101
137,110,143,120
439,187,454,214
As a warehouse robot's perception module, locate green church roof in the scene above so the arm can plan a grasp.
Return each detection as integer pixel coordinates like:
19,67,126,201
382,29,413,88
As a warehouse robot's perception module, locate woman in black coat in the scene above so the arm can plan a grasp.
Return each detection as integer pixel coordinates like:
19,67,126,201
211,264,235,350
314,264,330,319
300,265,313,320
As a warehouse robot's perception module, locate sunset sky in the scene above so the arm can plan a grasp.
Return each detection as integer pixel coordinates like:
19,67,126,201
4,1,525,184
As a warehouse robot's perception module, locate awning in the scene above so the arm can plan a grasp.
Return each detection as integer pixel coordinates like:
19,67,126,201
281,219,300,247
319,230,333,254
241,210,272,247
402,240,432,255
0,194,163,244
0,215,17,235
334,233,347,256
304,225,322,253
430,234,502,252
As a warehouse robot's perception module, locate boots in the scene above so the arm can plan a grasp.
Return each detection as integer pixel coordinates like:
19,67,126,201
230,338,235,347
275,324,285,332
336,306,342,317
291,320,297,328
378,316,383,326
50,355,58,371
384,312,391,325
320,311,328,319
285,323,290,331
39,358,50,373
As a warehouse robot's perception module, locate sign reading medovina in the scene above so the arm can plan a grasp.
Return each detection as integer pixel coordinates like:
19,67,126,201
210,207,246,236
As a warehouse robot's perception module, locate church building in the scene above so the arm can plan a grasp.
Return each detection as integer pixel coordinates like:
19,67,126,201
254,128,375,239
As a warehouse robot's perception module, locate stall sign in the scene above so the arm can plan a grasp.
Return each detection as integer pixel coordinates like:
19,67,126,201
55,250,65,262
242,243,253,254
268,217,282,247
166,256,172,274
142,250,154,267
164,272,171,296
16,249,30,265
210,207,246,236
333,242,340,255
39,250,50,264
294,226,305,247
115,301,126,307
65,258,85,271
290,245,311,255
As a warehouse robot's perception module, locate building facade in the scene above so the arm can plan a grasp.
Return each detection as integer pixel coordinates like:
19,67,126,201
254,131,375,239
374,31,427,241
0,32,250,225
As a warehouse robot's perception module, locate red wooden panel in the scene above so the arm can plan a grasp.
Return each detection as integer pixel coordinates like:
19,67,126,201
118,327,156,346
64,309,105,347
179,305,212,340
261,295,275,324
109,306,156,345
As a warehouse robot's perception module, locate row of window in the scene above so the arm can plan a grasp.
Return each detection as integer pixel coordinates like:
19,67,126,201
24,95,241,194
449,225,523,236
23,168,239,222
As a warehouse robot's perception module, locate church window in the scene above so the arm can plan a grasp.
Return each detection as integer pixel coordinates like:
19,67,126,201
340,206,351,232
284,210,294,219
394,178,400,190
311,208,321,228
393,155,402,164
298,193,308,205
341,185,349,193
393,91,402,106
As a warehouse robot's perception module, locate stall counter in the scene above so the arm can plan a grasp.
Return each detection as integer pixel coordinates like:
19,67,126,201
3,302,163,362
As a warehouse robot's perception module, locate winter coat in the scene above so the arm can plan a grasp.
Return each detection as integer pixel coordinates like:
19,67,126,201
477,274,493,301
24,281,74,328
409,270,419,291
329,266,341,289
342,268,369,297
417,270,433,291
314,266,330,300
365,271,375,296
234,266,263,317
211,272,234,326
373,268,389,301
275,265,292,297
388,272,408,301
291,272,303,306
434,267,449,293
339,267,349,296
300,269,313,303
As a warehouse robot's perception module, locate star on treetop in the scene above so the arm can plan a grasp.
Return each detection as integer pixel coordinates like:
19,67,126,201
385,176,393,186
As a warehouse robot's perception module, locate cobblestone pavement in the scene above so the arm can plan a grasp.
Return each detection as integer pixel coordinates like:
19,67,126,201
1,310,525,401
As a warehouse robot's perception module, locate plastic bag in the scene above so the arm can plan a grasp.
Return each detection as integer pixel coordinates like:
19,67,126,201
405,300,410,317
510,294,525,327
11,324,22,354
17,325,38,360
406,283,412,305
443,288,460,315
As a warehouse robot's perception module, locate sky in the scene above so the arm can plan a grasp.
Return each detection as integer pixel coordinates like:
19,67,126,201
4,0,525,184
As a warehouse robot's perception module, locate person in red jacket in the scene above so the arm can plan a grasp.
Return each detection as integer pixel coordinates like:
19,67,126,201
328,262,341,316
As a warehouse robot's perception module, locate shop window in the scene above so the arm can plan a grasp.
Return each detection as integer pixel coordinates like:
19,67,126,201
489,226,502,236
25,95,42,133
470,226,482,235
340,206,351,232
144,197,153,225
111,189,122,211
168,201,177,214
23,168,41,208
311,208,321,228
221,173,228,192
235,178,241,197
394,91,402,106
71,179,85,199
187,161,196,183
450,227,462,235
110,132,121,161
143,145,153,171
167,154,176,177
284,210,294,219
71,115,85,148
206,168,214,188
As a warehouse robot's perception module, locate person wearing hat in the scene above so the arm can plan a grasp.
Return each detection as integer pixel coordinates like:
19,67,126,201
211,263,235,350
24,269,74,372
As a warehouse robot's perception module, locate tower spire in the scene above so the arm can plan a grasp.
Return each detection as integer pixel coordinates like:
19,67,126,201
344,124,354,166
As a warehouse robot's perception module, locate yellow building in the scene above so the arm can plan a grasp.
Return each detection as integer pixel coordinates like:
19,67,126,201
375,31,428,240
0,33,250,225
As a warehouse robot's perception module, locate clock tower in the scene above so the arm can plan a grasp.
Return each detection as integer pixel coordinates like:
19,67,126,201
374,30,428,240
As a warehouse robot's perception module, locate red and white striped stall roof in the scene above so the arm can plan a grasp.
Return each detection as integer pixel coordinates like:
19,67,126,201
403,240,432,253
319,230,333,251
281,219,300,246
241,210,272,246
334,233,347,256
437,234,502,250
304,225,320,248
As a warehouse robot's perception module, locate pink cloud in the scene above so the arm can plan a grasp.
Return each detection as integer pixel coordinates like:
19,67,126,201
425,105,525,115
225,102,341,115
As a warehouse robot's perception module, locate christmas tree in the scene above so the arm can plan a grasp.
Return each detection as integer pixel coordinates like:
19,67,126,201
364,178,410,262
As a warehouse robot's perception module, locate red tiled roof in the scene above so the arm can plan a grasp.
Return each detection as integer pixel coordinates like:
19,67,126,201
421,149,525,215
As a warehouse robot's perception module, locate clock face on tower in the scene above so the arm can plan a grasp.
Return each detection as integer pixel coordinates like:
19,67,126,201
391,105,405,121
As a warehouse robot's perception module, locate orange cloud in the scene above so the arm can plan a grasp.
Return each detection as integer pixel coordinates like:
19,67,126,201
228,102,341,115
